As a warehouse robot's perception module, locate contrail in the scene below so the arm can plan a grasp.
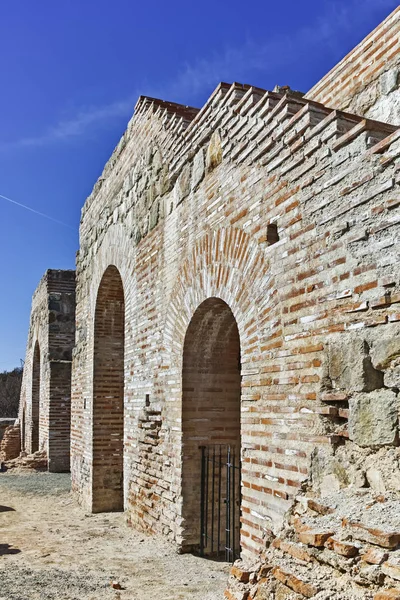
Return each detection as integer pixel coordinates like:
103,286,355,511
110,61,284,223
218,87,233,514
0,193,75,231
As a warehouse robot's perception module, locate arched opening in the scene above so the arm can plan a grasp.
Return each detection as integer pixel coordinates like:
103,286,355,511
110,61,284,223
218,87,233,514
182,297,241,560
31,342,40,453
93,265,125,512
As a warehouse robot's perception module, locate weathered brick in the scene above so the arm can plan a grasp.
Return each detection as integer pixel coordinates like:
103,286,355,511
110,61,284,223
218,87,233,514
272,566,318,598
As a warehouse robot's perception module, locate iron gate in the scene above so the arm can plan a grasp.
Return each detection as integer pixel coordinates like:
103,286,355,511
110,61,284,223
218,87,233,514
199,445,241,562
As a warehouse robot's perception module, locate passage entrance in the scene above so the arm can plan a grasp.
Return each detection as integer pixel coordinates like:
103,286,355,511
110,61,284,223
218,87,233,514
182,297,242,558
92,265,125,512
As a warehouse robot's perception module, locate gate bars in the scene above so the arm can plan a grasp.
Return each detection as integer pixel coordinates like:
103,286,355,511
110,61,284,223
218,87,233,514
200,445,241,562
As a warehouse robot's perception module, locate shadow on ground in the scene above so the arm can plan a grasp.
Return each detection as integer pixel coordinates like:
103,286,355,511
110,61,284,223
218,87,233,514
0,543,20,555
0,505,15,512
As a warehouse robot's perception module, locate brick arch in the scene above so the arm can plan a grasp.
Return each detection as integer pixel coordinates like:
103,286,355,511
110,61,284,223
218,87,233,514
88,223,135,320
92,264,125,512
164,227,270,363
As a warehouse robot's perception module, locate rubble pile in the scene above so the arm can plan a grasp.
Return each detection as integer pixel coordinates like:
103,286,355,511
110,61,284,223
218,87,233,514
225,447,400,600
1,449,47,471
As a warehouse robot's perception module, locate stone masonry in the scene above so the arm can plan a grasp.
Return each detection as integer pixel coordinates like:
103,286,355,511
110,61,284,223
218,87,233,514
68,4,400,574
18,269,75,472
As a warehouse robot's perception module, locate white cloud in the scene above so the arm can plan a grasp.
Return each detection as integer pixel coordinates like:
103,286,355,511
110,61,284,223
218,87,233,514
2,0,398,150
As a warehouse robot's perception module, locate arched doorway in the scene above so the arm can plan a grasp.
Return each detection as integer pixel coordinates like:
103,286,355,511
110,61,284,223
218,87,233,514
92,265,125,512
182,298,241,560
31,342,40,453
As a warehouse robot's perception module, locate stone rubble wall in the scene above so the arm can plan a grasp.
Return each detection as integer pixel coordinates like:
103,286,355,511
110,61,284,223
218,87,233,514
18,269,75,472
306,6,400,124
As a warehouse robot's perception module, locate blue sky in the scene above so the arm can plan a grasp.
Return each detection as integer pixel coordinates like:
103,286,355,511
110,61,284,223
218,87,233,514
0,0,398,371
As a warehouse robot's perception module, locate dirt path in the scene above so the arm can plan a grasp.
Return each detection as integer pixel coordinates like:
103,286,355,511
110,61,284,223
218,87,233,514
0,472,229,600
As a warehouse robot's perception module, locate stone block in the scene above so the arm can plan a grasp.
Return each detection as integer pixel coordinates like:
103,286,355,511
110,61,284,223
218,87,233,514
191,148,205,190
348,390,398,447
206,130,222,172
327,336,383,393
174,163,191,206
385,367,400,389
366,467,386,493
381,69,399,96
371,333,400,370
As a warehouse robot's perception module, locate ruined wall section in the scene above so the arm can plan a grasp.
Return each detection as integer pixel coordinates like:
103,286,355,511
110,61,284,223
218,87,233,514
19,269,75,471
73,77,400,558
306,6,400,124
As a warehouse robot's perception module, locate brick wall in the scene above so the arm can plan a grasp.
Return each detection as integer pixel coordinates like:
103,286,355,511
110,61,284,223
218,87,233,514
70,12,400,563
19,269,76,471
306,6,400,123
71,71,400,560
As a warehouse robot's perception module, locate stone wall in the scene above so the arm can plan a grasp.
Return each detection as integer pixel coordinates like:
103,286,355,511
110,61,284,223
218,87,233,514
306,6,400,124
19,269,75,472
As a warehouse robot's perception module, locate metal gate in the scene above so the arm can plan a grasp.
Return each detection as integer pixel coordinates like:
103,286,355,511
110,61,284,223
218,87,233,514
199,445,241,562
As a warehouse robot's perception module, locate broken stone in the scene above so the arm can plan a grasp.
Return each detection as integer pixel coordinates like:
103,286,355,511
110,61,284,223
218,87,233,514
272,566,318,598
306,499,335,515
343,520,400,548
383,559,400,581
325,537,359,557
356,564,385,585
230,565,251,583
298,530,334,547
366,467,387,493
348,389,399,447
371,330,400,370
272,539,314,563
362,547,389,565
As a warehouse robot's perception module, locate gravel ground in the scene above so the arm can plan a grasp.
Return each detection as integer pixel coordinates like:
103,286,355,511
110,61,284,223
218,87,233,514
0,471,229,600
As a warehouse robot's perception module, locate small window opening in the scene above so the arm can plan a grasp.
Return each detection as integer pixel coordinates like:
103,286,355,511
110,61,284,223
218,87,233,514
266,222,279,245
